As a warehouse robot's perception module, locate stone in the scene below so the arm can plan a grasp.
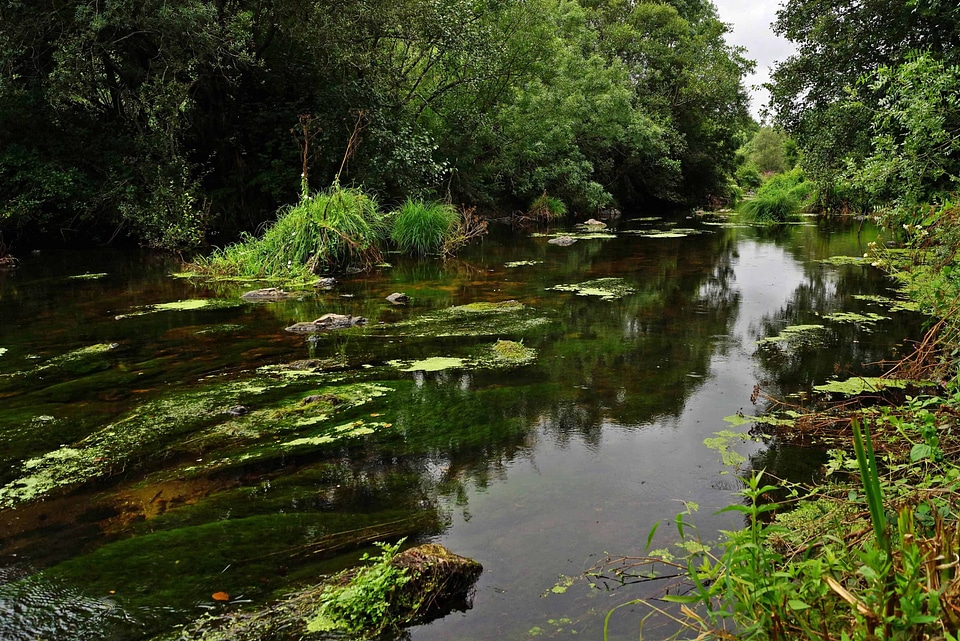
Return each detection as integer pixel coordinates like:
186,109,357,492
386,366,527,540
547,236,577,246
386,292,410,305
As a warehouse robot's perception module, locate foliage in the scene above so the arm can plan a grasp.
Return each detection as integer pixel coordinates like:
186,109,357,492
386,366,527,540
770,0,960,215
0,0,754,247
391,200,458,256
526,193,568,222
193,185,387,278
735,163,763,190
741,168,812,222
740,127,793,174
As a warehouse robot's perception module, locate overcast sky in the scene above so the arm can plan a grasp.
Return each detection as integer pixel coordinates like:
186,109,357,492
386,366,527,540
711,1,797,120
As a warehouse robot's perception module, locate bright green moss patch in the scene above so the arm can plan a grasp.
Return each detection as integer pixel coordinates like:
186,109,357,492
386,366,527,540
282,420,389,448
756,324,827,347
818,255,867,266
813,377,932,396
392,357,466,372
504,260,543,268
115,299,241,319
381,301,551,338
819,311,890,325
67,272,108,280
852,294,922,312
491,340,536,364
548,278,636,301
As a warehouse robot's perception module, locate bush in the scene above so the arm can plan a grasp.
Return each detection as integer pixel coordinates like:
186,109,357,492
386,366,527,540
735,163,763,190
194,185,388,277
741,168,811,222
390,199,459,256
526,193,567,222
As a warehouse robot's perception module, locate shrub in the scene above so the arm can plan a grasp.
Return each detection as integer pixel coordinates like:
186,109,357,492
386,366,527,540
194,185,387,277
526,192,567,222
735,163,763,190
741,168,811,222
390,199,459,256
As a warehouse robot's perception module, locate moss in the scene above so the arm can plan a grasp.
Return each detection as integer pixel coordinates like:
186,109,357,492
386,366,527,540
504,260,543,268
67,272,108,280
818,256,868,266
756,324,827,347
380,301,551,338
819,311,889,325
813,377,932,396
490,340,536,365
392,357,466,372
548,278,636,301
115,299,241,319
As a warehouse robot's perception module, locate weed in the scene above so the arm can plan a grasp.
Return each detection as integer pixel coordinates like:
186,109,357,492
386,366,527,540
391,199,458,256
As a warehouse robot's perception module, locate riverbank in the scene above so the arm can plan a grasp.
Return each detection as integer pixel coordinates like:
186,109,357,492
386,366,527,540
631,206,960,640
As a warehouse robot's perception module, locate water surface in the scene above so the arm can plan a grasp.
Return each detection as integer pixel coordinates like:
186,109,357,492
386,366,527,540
0,215,919,640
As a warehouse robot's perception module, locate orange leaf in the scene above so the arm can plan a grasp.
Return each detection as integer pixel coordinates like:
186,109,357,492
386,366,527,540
212,591,230,602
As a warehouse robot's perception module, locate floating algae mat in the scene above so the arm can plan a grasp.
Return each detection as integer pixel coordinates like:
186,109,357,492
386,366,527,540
756,324,827,347
853,294,922,312
547,278,636,301
386,342,537,374
813,377,933,396
531,232,617,240
505,260,543,268
391,357,467,372
66,272,108,281
818,255,868,266
377,300,552,338
114,298,241,319
819,311,889,327
621,228,710,238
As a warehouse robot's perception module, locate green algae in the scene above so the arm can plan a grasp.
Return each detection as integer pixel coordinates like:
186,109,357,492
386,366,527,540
756,324,827,347
491,340,536,365
504,260,543,268
394,357,466,372
547,278,636,301
67,272,108,280
723,414,796,428
282,420,390,447
620,230,689,238
115,298,241,319
813,377,932,396
531,232,617,240
381,300,551,338
0,376,400,508
195,323,244,335
818,255,867,266
0,347,6,356
819,311,890,325
852,294,922,312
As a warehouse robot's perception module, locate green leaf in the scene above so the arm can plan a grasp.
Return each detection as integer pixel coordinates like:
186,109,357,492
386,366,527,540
788,599,811,610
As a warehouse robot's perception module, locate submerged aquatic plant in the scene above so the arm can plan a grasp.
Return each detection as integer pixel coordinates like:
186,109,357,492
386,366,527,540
193,185,388,277
390,199,458,256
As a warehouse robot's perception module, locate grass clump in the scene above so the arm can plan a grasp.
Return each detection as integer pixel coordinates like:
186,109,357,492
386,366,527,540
741,168,812,222
390,199,459,256
193,185,388,278
526,192,567,222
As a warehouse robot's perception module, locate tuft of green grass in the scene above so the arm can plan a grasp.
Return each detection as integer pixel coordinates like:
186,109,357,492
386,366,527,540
527,192,567,221
741,168,812,222
192,185,388,278
390,199,458,256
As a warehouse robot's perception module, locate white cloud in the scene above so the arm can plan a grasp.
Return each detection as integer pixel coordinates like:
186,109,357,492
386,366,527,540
711,0,796,120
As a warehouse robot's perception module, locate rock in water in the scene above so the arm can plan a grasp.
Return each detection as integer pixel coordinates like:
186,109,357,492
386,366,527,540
386,292,410,305
285,314,367,333
547,236,577,246
241,287,296,301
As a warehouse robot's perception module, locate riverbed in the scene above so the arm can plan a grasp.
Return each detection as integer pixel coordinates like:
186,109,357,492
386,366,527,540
0,213,919,640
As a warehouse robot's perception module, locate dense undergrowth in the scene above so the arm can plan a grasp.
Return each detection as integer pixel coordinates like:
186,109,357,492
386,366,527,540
608,201,960,640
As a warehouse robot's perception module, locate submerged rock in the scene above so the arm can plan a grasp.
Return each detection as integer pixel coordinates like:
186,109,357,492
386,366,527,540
579,218,606,227
547,235,577,246
285,314,367,333
386,292,410,305
241,287,296,301
315,276,337,289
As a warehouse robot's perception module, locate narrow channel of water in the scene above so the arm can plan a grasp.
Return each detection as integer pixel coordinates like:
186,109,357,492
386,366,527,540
0,215,919,640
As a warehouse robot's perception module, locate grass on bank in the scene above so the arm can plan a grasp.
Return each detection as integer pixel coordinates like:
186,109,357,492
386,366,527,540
741,168,813,223
596,200,960,640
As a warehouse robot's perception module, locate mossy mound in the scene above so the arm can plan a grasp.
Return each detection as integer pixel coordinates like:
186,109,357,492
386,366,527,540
165,544,481,641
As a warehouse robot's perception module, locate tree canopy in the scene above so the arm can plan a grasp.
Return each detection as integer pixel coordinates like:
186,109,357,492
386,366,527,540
0,0,753,248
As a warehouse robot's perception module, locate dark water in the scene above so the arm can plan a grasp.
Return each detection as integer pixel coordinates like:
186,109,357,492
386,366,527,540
0,215,920,640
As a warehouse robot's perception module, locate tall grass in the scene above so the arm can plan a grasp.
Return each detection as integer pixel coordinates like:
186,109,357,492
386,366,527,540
526,192,567,222
741,168,812,222
390,199,458,256
194,186,387,277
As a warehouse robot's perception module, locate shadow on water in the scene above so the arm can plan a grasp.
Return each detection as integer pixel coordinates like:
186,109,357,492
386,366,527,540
0,214,923,640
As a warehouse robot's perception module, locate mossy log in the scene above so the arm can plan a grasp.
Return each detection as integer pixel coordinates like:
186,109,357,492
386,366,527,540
164,544,481,641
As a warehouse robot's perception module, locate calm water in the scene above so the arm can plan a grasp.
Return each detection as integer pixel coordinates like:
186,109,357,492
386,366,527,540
0,214,919,640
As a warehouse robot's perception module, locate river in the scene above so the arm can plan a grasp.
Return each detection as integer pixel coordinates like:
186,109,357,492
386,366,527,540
0,213,919,640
